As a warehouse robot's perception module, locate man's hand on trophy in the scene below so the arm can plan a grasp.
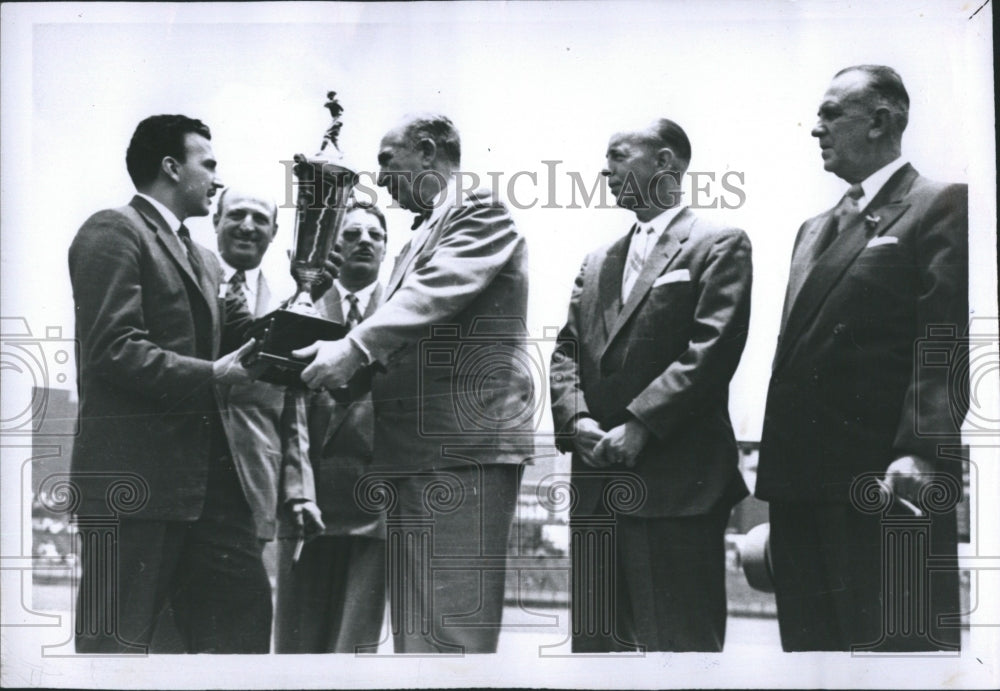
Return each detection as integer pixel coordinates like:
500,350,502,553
212,339,256,385
294,337,363,390
286,245,344,300
311,244,344,300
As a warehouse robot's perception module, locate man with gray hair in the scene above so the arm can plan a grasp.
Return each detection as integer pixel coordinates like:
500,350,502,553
757,65,968,651
295,113,534,653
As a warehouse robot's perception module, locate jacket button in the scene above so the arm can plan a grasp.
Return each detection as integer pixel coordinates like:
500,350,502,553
833,323,846,335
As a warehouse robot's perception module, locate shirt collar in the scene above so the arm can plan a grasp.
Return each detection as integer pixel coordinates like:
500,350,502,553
220,259,260,291
136,193,182,233
856,157,909,210
416,175,459,232
636,204,687,239
335,277,377,306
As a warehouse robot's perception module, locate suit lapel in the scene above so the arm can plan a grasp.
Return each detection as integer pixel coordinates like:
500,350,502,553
365,283,384,317
254,272,272,318
129,195,221,340
192,245,221,351
385,182,458,299
775,165,917,367
131,197,204,295
603,210,691,352
316,284,345,322
385,217,440,298
322,283,382,446
597,233,630,338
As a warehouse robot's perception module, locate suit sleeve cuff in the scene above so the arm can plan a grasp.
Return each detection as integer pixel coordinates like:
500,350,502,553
347,333,374,365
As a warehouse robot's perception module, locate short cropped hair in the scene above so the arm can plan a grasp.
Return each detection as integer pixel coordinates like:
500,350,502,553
836,64,910,133
402,114,462,166
640,118,692,168
345,199,387,237
126,115,212,188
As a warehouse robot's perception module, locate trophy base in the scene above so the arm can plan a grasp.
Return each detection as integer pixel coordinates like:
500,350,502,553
242,308,348,388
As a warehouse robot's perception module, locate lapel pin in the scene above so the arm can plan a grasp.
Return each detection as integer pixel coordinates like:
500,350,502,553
864,214,881,230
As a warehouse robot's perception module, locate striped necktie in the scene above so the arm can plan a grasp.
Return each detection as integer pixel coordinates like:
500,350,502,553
813,183,865,259
346,293,363,329
621,224,655,302
228,270,250,314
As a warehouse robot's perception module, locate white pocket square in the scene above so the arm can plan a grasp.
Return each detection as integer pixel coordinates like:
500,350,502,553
653,269,690,286
866,236,898,248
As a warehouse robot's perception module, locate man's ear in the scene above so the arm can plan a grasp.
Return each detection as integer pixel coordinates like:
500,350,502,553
161,156,181,183
416,137,437,165
868,106,892,141
656,147,677,171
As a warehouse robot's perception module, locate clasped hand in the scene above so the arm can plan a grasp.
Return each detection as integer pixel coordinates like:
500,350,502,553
293,338,363,390
574,417,650,468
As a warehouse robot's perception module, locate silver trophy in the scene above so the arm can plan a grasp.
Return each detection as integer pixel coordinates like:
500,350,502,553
242,91,358,387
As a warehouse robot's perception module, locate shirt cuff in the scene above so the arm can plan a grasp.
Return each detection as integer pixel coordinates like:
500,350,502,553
347,332,374,365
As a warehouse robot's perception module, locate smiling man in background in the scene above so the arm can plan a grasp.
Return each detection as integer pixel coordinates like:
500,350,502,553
211,184,324,582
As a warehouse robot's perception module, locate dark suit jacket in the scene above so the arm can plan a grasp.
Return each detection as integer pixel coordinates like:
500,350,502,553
68,195,254,520
216,270,313,539
293,282,385,538
550,208,752,518
349,183,535,471
757,164,969,502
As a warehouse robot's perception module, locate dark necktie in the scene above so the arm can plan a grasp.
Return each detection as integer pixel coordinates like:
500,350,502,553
228,270,250,314
813,183,865,259
176,224,205,284
346,293,363,329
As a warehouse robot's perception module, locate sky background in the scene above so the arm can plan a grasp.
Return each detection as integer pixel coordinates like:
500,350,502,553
1,2,997,687
2,1,993,442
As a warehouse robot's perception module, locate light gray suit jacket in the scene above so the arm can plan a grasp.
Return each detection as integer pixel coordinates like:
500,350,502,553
216,269,313,539
348,182,535,471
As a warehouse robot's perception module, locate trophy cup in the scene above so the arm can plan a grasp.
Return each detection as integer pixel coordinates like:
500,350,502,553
241,91,357,387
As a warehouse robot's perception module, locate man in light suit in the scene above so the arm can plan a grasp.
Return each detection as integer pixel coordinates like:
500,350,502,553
275,201,388,653
757,65,968,651
68,115,278,653
295,114,534,653
550,118,752,652
213,186,322,549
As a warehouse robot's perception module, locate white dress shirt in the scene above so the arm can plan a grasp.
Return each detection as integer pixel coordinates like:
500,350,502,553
854,157,909,212
334,278,378,320
622,204,687,302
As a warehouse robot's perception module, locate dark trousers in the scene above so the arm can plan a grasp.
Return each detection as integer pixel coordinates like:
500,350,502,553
769,501,960,652
74,455,272,654
385,464,522,654
570,508,730,653
274,535,386,653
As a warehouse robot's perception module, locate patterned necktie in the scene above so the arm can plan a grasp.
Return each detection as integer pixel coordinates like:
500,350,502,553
346,293,363,329
813,183,865,259
228,270,250,314
621,224,655,302
176,224,204,284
